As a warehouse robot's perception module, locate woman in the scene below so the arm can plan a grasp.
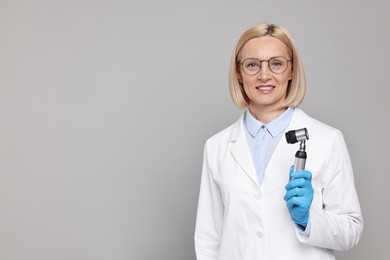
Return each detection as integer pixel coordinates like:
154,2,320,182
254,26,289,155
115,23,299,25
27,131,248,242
194,23,363,260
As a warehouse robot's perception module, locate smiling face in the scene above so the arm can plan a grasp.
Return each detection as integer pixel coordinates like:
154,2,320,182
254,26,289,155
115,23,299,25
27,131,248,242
237,36,292,121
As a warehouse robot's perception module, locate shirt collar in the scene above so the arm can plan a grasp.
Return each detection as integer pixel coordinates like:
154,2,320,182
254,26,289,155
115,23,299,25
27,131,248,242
244,107,294,138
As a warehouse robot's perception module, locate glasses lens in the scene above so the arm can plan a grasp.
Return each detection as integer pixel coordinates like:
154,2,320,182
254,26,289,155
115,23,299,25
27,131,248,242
269,57,288,74
242,59,261,75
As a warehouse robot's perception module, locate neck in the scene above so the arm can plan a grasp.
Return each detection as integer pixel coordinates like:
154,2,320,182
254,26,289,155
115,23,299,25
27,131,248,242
248,105,288,124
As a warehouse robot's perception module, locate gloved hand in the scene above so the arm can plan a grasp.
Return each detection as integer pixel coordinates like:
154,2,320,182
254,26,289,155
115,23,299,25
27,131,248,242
284,166,314,227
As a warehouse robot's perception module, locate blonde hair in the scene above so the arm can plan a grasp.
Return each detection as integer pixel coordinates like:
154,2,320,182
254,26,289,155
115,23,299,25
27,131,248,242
229,23,307,109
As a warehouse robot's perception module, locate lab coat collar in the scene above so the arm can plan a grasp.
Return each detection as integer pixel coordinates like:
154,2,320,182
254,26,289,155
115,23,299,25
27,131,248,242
228,108,307,188
244,107,294,138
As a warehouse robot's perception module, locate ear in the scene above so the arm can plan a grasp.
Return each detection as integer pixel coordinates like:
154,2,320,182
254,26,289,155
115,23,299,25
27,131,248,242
237,70,243,84
288,68,293,80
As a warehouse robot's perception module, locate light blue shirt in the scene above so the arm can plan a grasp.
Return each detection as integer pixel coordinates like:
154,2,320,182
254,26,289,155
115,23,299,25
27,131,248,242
243,107,294,186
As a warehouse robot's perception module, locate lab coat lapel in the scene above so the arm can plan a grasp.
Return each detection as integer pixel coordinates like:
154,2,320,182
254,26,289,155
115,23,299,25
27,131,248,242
230,116,259,188
264,132,295,185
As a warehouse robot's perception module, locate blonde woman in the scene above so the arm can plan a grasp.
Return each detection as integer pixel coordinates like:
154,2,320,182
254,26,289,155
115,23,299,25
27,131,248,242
194,23,363,260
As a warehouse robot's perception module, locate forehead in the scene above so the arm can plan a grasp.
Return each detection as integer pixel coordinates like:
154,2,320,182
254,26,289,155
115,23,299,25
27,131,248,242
240,36,290,59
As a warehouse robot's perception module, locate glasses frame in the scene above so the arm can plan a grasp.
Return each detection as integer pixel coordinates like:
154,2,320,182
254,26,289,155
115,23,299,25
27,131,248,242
239,56,291,75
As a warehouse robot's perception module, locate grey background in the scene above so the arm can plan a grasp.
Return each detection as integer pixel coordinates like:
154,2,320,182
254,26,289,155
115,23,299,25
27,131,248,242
0,0,388,259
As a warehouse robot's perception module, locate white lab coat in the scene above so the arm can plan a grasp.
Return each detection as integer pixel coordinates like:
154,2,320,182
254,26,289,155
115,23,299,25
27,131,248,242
194,108,363,260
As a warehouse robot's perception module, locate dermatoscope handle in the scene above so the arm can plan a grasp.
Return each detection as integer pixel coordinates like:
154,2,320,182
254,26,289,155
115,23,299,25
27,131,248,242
294,150,307,172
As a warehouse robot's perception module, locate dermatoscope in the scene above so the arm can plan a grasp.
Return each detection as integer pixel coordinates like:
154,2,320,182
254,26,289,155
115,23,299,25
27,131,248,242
285,128,309,172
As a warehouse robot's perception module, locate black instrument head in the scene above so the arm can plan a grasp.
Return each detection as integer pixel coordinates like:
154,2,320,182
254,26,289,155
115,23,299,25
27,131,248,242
285,128,309,144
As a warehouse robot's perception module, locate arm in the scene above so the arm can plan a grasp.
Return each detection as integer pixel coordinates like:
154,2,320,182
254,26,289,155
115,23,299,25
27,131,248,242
194,142,223,260
297,131,364,251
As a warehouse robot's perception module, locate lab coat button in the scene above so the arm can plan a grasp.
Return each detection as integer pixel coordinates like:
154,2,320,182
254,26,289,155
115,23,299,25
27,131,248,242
256,231,263,238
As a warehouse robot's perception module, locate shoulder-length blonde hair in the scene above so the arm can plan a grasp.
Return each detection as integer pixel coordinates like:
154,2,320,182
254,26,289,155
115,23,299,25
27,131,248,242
229,23,307,109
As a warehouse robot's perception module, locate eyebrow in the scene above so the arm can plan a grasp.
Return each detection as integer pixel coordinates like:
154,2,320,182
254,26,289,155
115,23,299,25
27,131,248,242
242,56,290,60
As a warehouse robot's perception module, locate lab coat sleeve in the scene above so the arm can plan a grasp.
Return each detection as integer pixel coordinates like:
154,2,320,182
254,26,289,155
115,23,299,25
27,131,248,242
194,141,223,260
297,130,364,251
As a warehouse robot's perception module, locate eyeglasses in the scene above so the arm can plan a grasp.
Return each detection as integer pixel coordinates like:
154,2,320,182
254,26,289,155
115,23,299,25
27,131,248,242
239,56,291,75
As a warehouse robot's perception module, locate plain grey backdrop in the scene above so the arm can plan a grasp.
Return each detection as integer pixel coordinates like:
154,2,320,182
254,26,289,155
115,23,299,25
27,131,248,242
0,0,388,259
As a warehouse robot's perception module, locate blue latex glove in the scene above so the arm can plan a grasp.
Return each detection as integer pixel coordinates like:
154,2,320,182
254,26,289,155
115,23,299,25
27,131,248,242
284,166,314,227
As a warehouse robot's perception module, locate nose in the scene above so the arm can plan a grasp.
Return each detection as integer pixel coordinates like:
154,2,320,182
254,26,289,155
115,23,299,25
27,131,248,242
257,61,271,81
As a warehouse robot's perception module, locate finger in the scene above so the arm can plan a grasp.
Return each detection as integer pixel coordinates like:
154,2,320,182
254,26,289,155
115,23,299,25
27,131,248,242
290,170,312,180
286,196,299,209
285,186,313,201
286,196,310,210
285,178,310,190
284,187,305,201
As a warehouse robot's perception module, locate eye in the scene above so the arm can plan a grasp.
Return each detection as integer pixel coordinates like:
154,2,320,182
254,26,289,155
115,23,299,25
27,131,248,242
270,59,283,67
243,60,260,69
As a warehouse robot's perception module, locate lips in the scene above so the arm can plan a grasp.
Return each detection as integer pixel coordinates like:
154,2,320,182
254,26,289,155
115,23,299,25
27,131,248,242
256,85,275,92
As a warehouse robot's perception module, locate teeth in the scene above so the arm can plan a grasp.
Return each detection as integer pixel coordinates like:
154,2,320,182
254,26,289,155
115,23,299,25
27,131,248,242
258,86,273,90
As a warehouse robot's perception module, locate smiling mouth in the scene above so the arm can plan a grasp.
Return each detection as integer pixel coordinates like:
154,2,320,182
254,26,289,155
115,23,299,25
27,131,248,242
256,85,275,91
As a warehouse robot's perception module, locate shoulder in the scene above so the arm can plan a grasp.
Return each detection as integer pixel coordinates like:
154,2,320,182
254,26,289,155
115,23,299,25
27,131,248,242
293,108,346,150
294,108,342,137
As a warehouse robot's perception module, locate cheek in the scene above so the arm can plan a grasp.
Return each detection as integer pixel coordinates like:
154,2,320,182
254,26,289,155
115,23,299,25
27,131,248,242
241,74,254,86
277,74,292,85
241,78,255,94
242,82,250,93
241,81,254,98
